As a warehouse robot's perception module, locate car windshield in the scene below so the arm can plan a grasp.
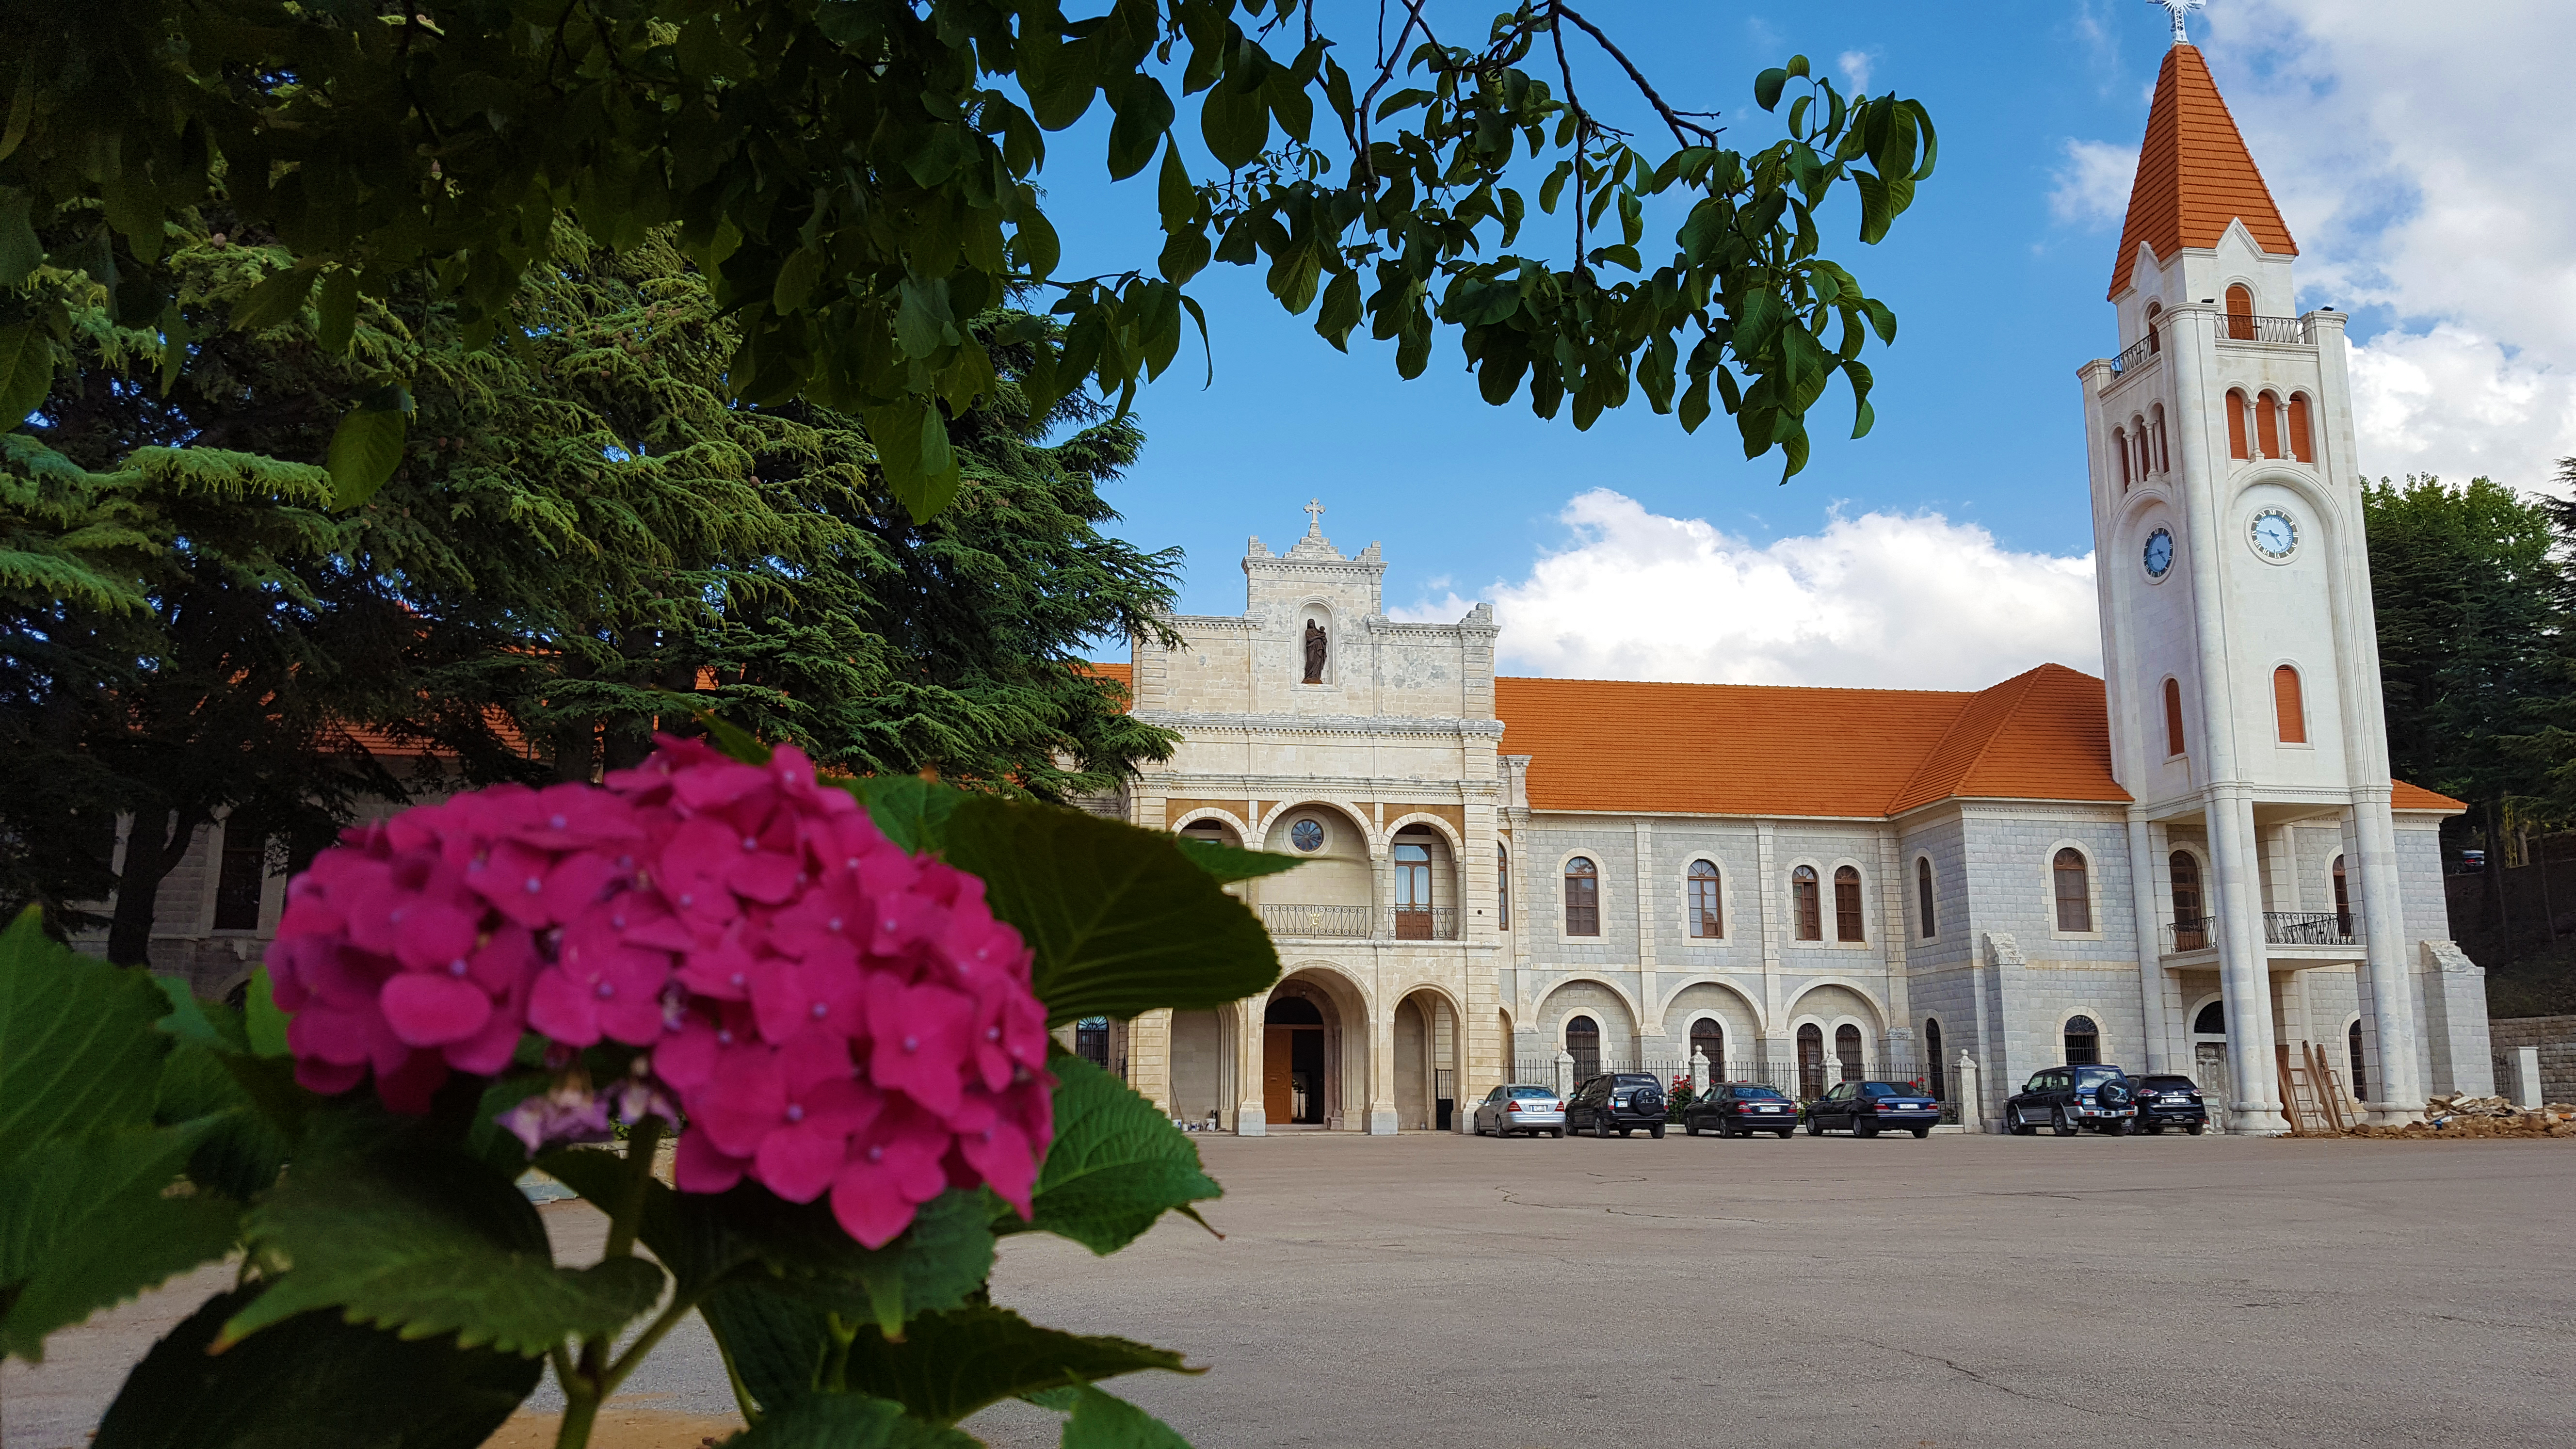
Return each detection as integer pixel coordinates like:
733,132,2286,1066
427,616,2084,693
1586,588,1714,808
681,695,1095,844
1859,1082,1915,1097
1730,1086,1786,1100
1508,1086,1555,1098
2075,1067,2126,1086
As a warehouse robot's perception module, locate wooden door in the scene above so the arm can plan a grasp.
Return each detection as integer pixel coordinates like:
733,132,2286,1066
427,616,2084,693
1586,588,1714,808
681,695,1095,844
1263,1026,1296,1123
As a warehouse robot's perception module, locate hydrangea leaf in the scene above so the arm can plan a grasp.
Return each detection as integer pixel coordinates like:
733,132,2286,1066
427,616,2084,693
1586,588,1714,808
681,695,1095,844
95,1284,540,1449
1006,1055,1219,1256
835,1305,1194,1426
1061,1384,1194,1449
223,1132,666,1356
717,1392,979,1449
0,1121,243,1362
0,905,174,1168
1168,837,1302,884
938,799,1280,1025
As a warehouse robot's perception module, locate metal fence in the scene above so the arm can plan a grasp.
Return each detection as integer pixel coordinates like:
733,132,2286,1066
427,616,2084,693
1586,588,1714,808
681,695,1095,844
2217,313,2311,344
1256,903,1461,940
2265,911,2357,947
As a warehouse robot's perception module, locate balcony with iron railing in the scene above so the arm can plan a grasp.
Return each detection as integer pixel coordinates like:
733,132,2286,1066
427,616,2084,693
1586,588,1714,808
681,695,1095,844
2161,911,2360,955
1256,902,1462,941
2105,313,2316,380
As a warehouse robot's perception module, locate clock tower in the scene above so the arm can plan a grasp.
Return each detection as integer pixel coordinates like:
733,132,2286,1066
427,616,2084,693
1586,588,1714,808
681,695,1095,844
2080,33,2426,1129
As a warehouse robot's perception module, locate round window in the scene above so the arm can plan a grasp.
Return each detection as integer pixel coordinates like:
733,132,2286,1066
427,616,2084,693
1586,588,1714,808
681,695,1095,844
1290,819,1325,853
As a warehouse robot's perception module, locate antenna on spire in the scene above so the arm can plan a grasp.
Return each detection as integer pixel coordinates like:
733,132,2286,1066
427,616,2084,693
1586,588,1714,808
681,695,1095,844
2151,0,2206,47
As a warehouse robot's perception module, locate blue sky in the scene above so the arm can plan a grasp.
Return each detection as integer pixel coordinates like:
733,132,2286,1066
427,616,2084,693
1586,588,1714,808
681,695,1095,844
1049,1,2576,684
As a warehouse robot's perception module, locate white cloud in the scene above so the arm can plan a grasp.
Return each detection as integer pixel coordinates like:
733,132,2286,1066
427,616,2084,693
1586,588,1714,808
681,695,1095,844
2049,139,2138,230
1835,49,1873,95
1395,490,2100,691
2346,328,2576,486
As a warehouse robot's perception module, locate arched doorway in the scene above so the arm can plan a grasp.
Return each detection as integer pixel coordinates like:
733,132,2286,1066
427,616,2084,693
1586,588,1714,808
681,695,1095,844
1258,969,1370,1131
1263,995,1329,1126
1834,1023,1864,1083
2191,998,2230,1122
1394,988,1463,1130
1565,1014,1601,1082
1797,1023,1825,1097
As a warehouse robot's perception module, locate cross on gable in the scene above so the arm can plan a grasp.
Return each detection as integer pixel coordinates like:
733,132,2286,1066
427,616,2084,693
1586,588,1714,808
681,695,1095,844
1304,498,1326,531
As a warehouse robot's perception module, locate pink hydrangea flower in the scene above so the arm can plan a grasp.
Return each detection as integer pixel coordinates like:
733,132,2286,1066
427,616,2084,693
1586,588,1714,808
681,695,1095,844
270,736,1057,1249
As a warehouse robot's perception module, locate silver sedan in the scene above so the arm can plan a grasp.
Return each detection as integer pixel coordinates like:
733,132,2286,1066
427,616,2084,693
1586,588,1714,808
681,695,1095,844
1472,1084,1565,1137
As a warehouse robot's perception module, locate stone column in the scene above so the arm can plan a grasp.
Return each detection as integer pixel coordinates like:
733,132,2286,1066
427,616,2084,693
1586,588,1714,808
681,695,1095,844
2515,1047,2543,1110
1127,1009,1175,1117
2209,791,2286,1132
1365,1001,1399,1134
1555,1049,1575,1098
1690,1046,1711,1097
1955,1051,1984,1133
2126,812,2171,1074
2352,794,2426,1119
1235,999,1268,1136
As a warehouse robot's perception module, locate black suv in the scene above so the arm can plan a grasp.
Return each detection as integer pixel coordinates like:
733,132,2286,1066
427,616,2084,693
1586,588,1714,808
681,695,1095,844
1565,1073,1668,1138
1681,1082,1801,1138
2130,1073,2210,1134
2004,1064,2138,1135
1803,1079,1942,1139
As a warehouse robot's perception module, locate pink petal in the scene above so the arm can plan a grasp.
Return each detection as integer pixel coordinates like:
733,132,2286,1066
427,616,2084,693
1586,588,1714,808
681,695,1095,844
294,1057,367,1095
755,1121,852,1204
466,841,558,928
386,899,483,971
375,1049,450,1114
379,971,495,1047
675,1129,749,1193
864,978,973,1118
525,967,602,1046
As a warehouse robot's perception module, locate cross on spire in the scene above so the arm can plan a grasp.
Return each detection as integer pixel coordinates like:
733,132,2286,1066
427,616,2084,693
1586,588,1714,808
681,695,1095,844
1303,498,1326,533
2151,0,2206,47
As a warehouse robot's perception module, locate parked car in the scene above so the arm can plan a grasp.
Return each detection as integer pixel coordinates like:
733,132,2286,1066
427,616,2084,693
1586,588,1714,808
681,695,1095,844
2130,1073,2210,1134
1472,1084,1565,1138
1564,1073,1668,1138
1802,1079,1943,1138
1681,1082,1801,1138
2003,1064,2139,1135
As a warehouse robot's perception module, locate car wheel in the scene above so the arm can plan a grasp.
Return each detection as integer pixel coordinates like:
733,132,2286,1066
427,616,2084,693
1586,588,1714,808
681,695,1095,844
2187,1121,2206,1136
1595,1117,1613,1139
2051,1107,2077,1137
2008,1106,2035,1136
1649,1124,1665,1139
1805,1117,1822,1136
1617,1127,1632,1138
1776,1129,1795,1139
1856,1121,1880,1139
1684,1118,1700,1136
1912,1126,1931,1139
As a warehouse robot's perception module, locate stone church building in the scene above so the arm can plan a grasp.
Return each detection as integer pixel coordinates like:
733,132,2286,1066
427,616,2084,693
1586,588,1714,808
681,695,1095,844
1095,38,2494,1136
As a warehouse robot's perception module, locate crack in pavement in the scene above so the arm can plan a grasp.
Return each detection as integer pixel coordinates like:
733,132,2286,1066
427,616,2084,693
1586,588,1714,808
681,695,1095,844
1852,1336,2288,1448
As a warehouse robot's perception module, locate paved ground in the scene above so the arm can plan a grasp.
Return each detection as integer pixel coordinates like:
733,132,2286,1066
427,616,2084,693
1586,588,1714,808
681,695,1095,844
9,1130,2576,1448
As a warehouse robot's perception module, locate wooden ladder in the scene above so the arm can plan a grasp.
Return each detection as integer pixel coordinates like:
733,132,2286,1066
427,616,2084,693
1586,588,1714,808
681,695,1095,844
2275,1044,2355,1135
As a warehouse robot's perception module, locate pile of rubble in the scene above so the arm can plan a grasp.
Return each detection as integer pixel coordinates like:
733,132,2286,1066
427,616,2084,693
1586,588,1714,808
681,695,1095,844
2345,1095,2576,1139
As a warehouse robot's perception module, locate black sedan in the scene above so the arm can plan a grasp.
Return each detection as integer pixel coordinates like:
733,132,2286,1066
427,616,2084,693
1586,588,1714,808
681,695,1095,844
1803,1080,1942,1138
2131,1073,2210,1134
1681,1082,1802,1138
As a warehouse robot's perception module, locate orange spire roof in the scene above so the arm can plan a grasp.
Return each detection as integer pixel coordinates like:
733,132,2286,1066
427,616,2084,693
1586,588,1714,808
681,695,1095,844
2107,45,2298,300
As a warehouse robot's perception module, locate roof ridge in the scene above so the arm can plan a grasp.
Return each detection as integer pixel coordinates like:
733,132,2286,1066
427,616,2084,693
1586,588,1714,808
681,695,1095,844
2108,44,2298,299
1496,674,1975,701
1885,666,2046,813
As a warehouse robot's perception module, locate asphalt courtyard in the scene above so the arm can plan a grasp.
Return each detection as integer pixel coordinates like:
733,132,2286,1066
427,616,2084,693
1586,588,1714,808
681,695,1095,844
8,1129,2574,1448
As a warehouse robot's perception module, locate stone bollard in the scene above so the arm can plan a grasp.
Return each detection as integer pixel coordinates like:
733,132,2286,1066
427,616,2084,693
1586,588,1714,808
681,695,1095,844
1955,1050,1983,1133
1556,1049,1576,1099
2516,1046,2544,1110
1690,1047,1711,1097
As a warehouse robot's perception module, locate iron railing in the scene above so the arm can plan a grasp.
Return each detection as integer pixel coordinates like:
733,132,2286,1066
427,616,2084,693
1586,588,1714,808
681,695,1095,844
2218,313,2310,344
1389,905,1460,940
2164,916,2215,954
1258,903,1374,938
2266,911,2358,947
2107,332,2160,375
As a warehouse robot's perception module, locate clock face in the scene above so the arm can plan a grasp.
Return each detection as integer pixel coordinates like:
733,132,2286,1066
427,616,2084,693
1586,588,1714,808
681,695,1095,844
2142,527,2175,580
2250,508,2299,559
1290,819,1325,853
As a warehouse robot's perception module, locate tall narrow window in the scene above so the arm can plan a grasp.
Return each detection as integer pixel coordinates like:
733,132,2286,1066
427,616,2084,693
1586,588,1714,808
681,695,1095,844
1791,865,1821,941
1687,860,1722,938
2170,851,2206,950
2273,665,2307,743
2332,853,2351,935
1916,856,1937,938
212,822,266,931
1834,1023,1864,1082
1797,1023,1825,1097
2225,388,2251,459
2224,284,2255,340
2064,1015,2101,1065
1566,1014,1601,1081
1497,845,1510,930
2114,426,2132,490
2348,1019,2368,1100
2256,388,2283,458
1833,866,1865,942
1562,857,1599,936
1076,1016,1111,1068
2143,300,2164,354
2286,392,2315,463
1690,1018,1724,1074
2163,677,2188,757
1393,838,1433,940
1925,1018,1946,1101
2053,848,2093,933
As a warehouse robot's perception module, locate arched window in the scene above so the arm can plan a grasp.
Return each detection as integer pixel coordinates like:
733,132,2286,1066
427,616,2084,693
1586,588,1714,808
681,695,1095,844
1925,1018,1946,1101
2192,1000,2225,1035
1833,866,1865,942
2163,677,2188,757
1497,845,1510,930
1834,1023,1864,1082
2225,388,2251,459
2150,403,2169,473
1076,1015,1112,1068
1562,857,1599,936
1796,1023,1825,1097
2131,416,2150,482
2273,665,2307,743
2224,283,2255,340
1393,837,1433,938
2331,853,2351,935
2256,388,2283,459
2053,848,2093,933
1792,865,1822,941
1690,1017,1724,1073
1687,860,1722,938
2286,392,2315,463
2170,851,2206,949
2063,1014,2101,1065
2143,300,2164,354
2348,1018,2368,1100
1916,856,1937,938
1565,1014,1600,1081
2114,426,2132,490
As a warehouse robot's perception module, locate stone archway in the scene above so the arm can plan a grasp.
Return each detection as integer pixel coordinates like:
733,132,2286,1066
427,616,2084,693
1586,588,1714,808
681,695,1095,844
1392,986,1464,1131
1260,968,1370,1131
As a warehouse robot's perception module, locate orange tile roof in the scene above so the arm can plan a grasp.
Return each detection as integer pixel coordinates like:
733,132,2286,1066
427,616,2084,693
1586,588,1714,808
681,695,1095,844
1076,660,1132,712
2108,45,2298,299
2390,780,2464,812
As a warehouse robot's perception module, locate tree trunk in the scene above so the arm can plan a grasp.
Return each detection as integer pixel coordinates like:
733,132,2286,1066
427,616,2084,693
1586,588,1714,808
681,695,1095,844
104,808,207,967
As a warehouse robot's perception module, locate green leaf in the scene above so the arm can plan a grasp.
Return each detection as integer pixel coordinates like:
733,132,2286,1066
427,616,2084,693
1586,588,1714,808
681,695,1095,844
1011,1055,1220,1255
1313,271,1361,351
838,1305,1193,1425
223,1128,666,1356
938,800,1280,1026
0,188,40,289
1106,77,1174,181
1062,1384,1193,1449
699,1279,831,1415
1168,837,1301,883
314,270,358,354
0,906,174,1166
842,775,966,855
1199,79,1267,172
0,1122,243,1361
230,267,317,334
95,1284,540,1449
325,402,406,511
774,248,826,313
719,1392,979,1449
0,322,52,429
1755,67,1789,112
863,399,962,523
242,967,291,1058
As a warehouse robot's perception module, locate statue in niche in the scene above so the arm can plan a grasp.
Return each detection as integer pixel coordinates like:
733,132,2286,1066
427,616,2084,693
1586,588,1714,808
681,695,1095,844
1302,619,1327,683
